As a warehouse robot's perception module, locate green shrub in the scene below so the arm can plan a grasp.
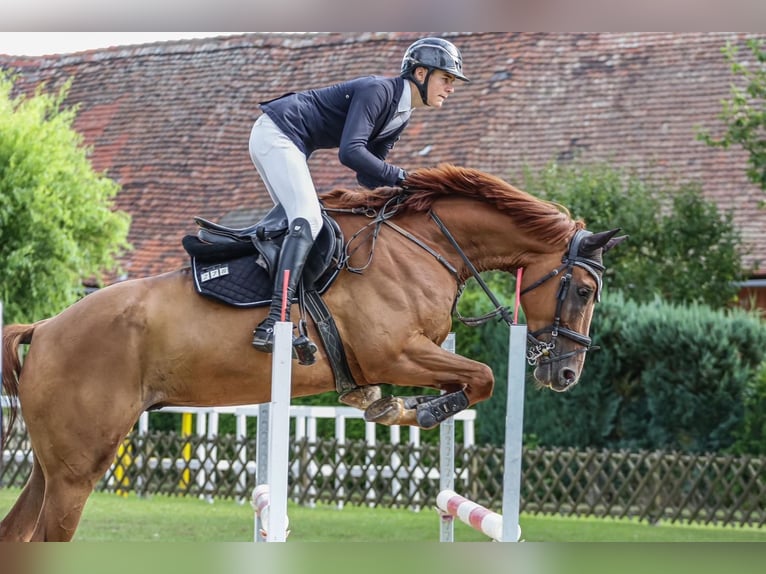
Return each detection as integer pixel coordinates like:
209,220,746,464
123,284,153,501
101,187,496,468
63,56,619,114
523,293,766,453
732,360,766,455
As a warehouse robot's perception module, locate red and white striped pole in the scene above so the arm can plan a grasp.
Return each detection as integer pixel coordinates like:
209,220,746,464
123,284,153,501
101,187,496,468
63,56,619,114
436,489,521,542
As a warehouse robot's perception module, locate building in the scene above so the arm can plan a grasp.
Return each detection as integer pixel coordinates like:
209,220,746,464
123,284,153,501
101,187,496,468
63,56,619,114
2,32,764,301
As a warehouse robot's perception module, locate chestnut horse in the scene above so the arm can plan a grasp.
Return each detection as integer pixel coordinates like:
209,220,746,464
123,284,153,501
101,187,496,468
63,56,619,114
1,164,624,541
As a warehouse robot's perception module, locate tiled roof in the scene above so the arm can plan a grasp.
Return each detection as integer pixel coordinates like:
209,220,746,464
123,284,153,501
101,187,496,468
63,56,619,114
2,32,765,279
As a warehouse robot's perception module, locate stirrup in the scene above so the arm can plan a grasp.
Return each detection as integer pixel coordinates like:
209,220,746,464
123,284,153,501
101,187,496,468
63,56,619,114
252,318,276,353
252,321,318,366
292,334,317,366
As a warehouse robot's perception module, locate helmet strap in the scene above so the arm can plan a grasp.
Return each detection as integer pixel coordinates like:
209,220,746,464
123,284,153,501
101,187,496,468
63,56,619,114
407,68,435,107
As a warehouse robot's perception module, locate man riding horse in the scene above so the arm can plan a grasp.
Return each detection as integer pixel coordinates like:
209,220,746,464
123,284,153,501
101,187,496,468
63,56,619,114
248,37,470,362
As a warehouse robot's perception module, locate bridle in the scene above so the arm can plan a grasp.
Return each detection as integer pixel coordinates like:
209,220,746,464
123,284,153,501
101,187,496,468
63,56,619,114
521,229,604,366
332,197,604,368
427,212,604,367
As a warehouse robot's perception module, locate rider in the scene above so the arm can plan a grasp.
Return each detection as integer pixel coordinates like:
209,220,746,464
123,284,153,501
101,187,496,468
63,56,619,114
249,36,470,360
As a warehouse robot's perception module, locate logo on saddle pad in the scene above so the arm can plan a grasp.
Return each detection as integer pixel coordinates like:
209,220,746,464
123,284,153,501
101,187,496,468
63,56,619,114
199,263,230,283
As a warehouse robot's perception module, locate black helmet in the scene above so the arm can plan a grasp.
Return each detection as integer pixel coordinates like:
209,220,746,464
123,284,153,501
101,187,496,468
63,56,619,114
400,37,469,82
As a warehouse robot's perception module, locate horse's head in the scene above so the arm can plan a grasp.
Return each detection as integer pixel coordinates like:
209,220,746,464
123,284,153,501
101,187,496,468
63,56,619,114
520,228,626,392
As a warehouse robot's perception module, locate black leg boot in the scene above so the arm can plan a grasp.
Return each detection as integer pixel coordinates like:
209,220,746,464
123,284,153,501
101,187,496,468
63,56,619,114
252,218,317,364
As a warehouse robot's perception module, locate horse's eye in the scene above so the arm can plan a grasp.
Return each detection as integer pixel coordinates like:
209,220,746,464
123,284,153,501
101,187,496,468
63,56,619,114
577,286,593,299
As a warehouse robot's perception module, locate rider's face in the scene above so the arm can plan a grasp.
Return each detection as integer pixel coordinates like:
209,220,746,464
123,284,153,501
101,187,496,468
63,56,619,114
412,67,457,108
426,70,456,108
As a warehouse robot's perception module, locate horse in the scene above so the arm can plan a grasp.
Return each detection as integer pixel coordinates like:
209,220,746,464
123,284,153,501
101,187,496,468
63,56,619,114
0,164,625,541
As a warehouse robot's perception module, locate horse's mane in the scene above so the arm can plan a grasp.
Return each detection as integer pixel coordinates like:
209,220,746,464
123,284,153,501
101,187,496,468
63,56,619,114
321,164,584,245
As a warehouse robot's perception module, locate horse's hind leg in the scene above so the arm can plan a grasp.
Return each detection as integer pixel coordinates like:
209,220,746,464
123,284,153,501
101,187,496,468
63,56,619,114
27,436,124,541
20,390,139,540
0,456,46,541
30,478,94,541
27,424,133,541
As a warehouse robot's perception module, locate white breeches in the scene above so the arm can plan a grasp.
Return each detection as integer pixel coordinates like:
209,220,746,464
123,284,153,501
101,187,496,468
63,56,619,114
249,113,322,240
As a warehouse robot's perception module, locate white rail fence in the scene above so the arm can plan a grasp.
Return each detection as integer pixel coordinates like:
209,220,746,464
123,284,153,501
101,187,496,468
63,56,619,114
1,401,476,497
124,404,475,498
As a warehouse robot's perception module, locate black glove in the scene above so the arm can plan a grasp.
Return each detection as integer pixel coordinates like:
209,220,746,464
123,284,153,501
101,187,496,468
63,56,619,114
396,168,408,187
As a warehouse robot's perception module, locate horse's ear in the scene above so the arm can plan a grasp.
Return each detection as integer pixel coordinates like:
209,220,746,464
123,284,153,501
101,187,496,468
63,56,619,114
604,234,628,254
581,228,628,255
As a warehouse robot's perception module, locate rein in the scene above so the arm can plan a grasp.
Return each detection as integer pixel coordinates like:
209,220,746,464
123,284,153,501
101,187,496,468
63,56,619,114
430,211,604,367
326,195,602,368
429,211,514,326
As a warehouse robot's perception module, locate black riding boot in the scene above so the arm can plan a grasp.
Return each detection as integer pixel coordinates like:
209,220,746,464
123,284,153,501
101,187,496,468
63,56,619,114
252,217,318,365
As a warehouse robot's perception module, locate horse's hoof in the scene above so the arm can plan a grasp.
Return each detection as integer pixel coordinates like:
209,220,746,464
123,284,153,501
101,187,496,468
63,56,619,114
339,385,383,410
364,397,404,426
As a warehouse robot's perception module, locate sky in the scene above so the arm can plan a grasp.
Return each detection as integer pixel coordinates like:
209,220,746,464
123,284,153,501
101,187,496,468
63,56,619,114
0,33,236,57
1,1,764,46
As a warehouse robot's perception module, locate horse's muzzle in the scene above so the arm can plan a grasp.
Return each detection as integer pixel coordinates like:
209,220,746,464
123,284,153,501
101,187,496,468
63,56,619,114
533,362,581,392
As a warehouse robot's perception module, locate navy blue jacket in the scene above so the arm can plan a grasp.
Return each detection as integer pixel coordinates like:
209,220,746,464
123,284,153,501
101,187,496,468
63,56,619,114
260,76,407,189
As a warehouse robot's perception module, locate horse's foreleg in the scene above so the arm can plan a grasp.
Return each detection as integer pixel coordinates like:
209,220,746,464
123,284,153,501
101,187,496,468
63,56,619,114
0,456,46,541
362,336,495,429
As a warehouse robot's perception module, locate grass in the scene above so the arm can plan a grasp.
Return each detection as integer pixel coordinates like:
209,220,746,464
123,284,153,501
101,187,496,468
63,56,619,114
1,487,764,542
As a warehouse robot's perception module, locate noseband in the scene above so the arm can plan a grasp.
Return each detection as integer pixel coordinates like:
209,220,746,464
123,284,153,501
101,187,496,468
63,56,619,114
521,229,604,366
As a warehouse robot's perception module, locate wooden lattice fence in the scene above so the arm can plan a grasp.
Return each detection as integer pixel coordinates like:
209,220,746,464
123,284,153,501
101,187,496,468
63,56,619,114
1,428,763,527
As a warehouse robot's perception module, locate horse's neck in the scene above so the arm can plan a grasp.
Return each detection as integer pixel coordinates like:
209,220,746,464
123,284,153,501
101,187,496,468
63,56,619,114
428,204,553,273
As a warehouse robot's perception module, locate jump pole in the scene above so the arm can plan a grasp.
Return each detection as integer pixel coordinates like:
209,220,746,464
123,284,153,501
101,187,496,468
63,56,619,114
502,321,527,541
251,320,292,541
438,269,527,542
252,270,293,542
438,333,457,542
437,324,526,542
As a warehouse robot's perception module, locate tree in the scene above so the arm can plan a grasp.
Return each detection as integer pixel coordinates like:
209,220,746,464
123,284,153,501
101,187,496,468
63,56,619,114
698,38,766,191
0,72,131,323
521,161,744,308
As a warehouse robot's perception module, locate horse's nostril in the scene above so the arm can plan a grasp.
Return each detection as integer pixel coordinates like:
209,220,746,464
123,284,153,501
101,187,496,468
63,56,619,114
561,368,577,386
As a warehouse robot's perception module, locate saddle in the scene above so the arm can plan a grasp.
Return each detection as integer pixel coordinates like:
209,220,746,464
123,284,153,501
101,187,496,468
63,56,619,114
182,203,358,396
183,203,342,305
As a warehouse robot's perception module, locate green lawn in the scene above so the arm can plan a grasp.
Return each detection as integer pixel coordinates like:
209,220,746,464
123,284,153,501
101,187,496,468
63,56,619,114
1,487,764,542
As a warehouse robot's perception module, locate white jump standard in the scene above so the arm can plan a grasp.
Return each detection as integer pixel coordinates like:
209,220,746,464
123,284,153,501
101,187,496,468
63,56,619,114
252,319,293,542
437,322,527,542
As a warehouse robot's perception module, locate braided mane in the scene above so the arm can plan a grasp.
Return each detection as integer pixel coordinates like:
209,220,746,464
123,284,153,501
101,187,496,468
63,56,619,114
321,164,584,244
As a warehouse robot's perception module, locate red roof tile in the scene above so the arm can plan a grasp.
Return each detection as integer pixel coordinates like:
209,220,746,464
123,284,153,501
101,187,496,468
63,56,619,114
3,32,765,278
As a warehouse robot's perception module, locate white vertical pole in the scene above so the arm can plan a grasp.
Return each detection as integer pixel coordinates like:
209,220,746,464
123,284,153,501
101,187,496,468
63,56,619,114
138,412,149,435
265,320,292,542
236,414,247,498
254,402,270,542
390,425,400,501
439,333,456,542
502,323,527,542
256,404,270,484
335,414,346,510
365,421,376,506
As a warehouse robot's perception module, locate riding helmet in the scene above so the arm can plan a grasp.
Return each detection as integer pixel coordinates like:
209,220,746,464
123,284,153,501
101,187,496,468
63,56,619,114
400,37,469,82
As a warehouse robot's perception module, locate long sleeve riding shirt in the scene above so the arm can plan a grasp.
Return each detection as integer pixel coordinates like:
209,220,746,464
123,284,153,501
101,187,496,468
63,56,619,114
260,76,408,189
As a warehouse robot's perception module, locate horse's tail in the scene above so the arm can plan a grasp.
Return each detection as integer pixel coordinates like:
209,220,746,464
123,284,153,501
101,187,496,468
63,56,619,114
2,322,39,449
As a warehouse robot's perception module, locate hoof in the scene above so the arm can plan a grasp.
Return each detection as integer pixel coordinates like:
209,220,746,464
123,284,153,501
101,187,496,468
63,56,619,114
339,385,383,410
364,396,419,427
364,397,406,426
